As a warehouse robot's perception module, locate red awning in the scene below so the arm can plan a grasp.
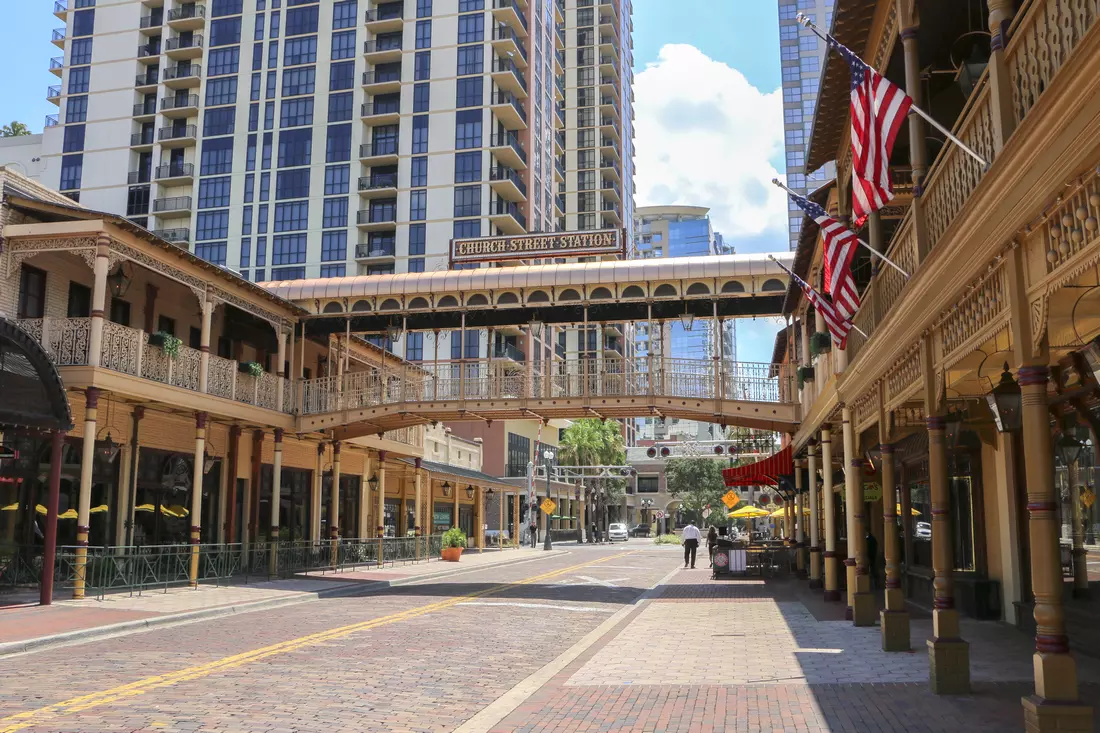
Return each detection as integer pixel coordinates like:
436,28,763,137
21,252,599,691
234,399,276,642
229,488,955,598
722,445,792,487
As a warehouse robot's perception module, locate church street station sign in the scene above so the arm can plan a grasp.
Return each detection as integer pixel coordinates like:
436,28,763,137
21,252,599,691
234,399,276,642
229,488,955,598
450,229,625,265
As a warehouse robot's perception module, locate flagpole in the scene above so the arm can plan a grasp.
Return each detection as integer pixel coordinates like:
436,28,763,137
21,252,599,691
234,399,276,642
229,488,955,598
771,179,910,279
767,255,870,339
796,13,990,170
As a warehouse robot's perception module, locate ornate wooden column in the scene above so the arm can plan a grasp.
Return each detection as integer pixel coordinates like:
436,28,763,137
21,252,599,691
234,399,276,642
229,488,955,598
986,0,1017,152
198,298,214,393
895,4,931,261
414,458,422,560
880,443,910,651
73,387,100,599
88,234,109,368
330,441,342,567
807,440,822,588
822,427,840,601
268,428,283,577
188,412,208,587
275,328,288,411
1019,366,1092,731
376,450,387,552
476,485,484,551
927,414,970,693
842,406,874,625
794,459,806,575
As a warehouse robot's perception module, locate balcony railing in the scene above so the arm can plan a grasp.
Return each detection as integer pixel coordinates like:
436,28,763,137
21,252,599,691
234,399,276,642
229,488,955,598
361,101,400,117
136,70,160,86
163,65,201,81
168,5,205,21
158,125,197,141
364,38,403,54
139,14,161,28
489,166,527,196
152,228,190,243
493,0,529,33
491,25,528,63
355,242,397,258
45,114,59,128
51,28,66,43
164,34,203,51
152,196,193,213
555,194,565,212
131,130,155,146
493,343,525,362
489,197,526,229
138,44,161,58
47,85,61,99
491,91,527,123
161,94,199,110
358,173,398,191
14,318,292,414
491,59,528,93
363,69,401,86
357,209,398,226
128,169,153,185
133,101,158,116
489,133,527,165
360,141,399,158
50,56,64,71
365,5,404,22
155,163,194,179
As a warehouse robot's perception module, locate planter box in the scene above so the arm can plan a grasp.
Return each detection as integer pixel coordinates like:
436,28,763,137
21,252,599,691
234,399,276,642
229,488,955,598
441,546,463,562
148,333,168,347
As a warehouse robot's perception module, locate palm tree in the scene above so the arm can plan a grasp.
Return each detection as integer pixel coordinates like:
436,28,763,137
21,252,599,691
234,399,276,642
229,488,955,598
0,122,31,137
558,419,627,542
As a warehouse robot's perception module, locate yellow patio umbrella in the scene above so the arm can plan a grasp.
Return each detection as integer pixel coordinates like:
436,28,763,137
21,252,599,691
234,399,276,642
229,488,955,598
896,504,921,516
728,505,770,519
1,503,19,511
57,509,78,520
134,504,156,512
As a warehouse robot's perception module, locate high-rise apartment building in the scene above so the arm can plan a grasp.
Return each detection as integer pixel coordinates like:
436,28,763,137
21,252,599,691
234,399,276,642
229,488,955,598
778,0,835,250
38,0,632,309
632,205,733,442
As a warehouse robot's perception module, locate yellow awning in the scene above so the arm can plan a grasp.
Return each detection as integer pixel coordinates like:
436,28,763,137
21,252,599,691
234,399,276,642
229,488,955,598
897,503,921,517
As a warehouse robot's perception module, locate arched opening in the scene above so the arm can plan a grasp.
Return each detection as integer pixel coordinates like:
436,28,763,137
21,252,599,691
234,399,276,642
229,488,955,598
437,295,459,308
622,285,645,299
559,288,581,301
466,294,489,306
497,292,519,304
322,301,344,313
380,298,402,310
528,290,550,303
686,282,710,296
590,287,613,300
721,280,745,293
653,284,677,297
408,297,430,310
351,300,372,312
762,278,785,292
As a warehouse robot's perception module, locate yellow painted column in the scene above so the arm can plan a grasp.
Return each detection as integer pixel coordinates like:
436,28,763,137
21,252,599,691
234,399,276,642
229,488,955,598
268,428,283,577
198,298,213,393
476,486,484,551
822,427,840,602
807,441,821,588
188,412,208,587
842,406,874,626
512,491,520,547
926,414,969,694
795,459,806,574
330,441,341,567
377,451,387,561
414,458,423,561
87,234,109,368
1018,366,1092,730
880,444,910,651
73,387,100,599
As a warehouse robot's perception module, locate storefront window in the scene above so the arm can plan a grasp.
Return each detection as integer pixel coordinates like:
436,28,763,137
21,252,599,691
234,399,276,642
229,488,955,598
404,499,416,537
261,465,312,542
384,499,399,537
432,503,452,534
133,450,215,546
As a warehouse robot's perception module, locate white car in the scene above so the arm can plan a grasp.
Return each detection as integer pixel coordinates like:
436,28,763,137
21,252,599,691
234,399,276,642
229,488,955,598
607,523,629,542
915,521,931,540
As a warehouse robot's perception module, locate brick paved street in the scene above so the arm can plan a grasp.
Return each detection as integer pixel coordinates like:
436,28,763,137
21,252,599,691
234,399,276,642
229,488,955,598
1,545,1096,732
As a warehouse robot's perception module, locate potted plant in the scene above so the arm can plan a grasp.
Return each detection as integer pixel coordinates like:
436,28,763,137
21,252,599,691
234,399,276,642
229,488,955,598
240,361,264,377
810,331,832,355
440,527,467,561
797,365,815,389
148,331,182,358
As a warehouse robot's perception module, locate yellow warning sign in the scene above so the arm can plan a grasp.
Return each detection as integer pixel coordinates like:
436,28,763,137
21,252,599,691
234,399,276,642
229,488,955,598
721,491,740,509
540,498,557,515
1082,489,1096,509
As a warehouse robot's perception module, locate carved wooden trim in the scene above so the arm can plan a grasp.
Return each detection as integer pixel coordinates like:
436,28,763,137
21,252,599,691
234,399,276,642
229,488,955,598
5,236,98,278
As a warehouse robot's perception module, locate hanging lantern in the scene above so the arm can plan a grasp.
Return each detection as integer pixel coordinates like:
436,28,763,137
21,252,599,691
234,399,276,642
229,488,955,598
1055,432,1085,468
465,484,475,499
367,473,380,492
202,450,218,474
986,362,1022,433
97,433,121,464
106,261,134,299
441,480,452,497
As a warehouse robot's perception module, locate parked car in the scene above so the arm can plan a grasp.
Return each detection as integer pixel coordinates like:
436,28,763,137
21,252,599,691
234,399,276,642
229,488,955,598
607,523,629,541
915,521,931,540
629,524,651,537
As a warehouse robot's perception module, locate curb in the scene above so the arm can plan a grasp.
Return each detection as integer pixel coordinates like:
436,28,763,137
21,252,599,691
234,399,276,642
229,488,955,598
0,549,567,658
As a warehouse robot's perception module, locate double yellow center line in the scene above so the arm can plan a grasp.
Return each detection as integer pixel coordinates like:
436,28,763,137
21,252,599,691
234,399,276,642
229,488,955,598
1,551,634,732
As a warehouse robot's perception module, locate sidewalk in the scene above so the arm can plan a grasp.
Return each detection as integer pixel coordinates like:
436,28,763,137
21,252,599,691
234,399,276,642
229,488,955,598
0,546,560,657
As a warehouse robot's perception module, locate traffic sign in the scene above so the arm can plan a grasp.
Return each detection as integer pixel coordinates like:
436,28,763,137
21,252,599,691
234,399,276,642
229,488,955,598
1083,489,1096,509
702,507,712,519
654,510,665,519
721,490,740,509
540,498,557,515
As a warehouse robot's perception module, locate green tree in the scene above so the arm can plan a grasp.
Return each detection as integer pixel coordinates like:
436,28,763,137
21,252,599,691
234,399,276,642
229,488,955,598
665,457,729,527
557,418,627,538
1,122,31,137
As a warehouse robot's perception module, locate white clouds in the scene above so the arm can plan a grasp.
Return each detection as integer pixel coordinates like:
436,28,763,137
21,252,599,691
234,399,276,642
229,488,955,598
633,44,788,250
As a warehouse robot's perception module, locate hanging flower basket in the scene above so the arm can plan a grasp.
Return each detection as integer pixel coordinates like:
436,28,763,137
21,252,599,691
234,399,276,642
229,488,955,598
810,331,832,355
240,361,264,377
798,366,816,384
149,332,182,359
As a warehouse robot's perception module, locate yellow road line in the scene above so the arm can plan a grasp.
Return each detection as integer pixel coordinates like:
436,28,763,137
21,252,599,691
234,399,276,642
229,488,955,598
1,551,634,733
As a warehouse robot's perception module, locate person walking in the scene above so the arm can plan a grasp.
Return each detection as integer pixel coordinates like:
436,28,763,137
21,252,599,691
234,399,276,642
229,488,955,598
706,526,718,568
681,521,701,569
865,530,879,589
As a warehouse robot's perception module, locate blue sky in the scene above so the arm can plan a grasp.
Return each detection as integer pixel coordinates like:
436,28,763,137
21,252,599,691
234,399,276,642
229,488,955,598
0,1,787,362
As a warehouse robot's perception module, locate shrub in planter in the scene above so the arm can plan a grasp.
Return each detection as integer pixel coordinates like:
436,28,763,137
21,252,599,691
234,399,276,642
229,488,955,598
810,331,832,355
240,361,264,377
441,527,467,561
149,331,182,358
797,366,816,383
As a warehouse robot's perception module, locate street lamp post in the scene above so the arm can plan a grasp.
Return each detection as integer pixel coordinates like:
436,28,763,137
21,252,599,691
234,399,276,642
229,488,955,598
543,449,555,551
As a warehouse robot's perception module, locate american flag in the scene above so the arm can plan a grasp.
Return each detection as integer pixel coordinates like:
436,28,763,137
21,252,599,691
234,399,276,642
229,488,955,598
787,191,861,319
831,37,912,227
803,284,854,350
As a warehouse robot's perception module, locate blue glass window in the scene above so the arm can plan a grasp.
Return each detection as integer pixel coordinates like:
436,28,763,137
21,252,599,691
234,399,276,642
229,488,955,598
405,332,424,359
455,109,481,150
326,123,351,162
251,72,261,101
70,38,92,65
275,167,310,198
68,67,90,94
457,45,483,75
197,210,230,240
453,219,480,239
198,176,232,208
320,264,346,278
458,0,483,10
249,103,259,130
59,154,83,191
321,230,347,261
272,266,305,279
62,125,85,153
245,173,255,201
205,77,238,106
274,201,309,231
277,129,312,167
329,61,354,91
331,30,356,60
204,108,236,136
456,77,482,108
322,197,348,228
72,9,95,36
255,12,265,40
416,0,431,18
212,0,244,16
411,157,427,187
246,134,257,171
268,39,279,67
410,190,426,221
282,66,315,96
195,242,228,266
273,233,308,265
412,115,428,154
413,83,430,113
65,96,88,124
201,138,235,174
454,151,480,183
415,20,431,48
325,165,350,194
414,51,430,81
258,204,269,232
269,10,280,37
253,41,263,69
240,237,251,268
257,235,267,265
328,92,353,122
408,258,425,273
210,17,243,47
457,14,483,43
285,5,318,36
453,185,480,217
284,36,317,65
408,223,426,255
242,206,253,234
280,97,314,127
333,0,357,28
266,70,277,98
